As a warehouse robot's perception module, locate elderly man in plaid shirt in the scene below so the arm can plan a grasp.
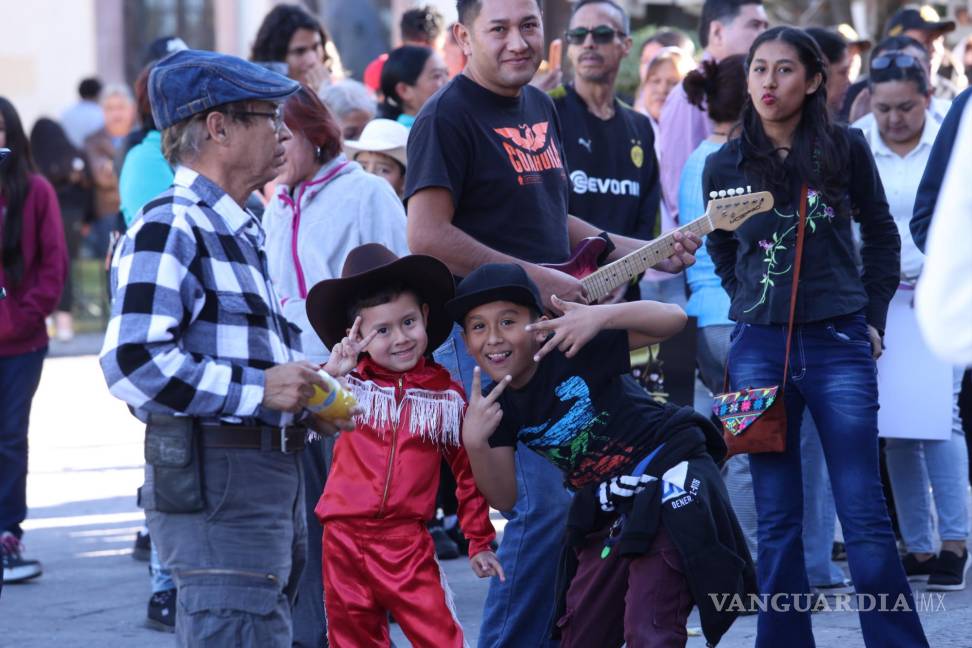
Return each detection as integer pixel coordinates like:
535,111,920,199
99,50,353,647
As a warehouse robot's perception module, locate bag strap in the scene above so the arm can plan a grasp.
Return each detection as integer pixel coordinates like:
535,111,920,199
780,183,808,394
721,183,808,394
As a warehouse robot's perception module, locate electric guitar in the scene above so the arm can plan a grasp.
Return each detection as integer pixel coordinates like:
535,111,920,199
543,189,775,302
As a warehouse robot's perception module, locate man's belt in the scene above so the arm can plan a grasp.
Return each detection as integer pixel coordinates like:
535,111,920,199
199,423,307,454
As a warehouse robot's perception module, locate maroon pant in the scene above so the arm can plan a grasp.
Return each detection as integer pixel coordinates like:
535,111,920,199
558,525,694,648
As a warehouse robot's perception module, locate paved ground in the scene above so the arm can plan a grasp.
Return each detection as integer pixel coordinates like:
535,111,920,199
1,341,970,646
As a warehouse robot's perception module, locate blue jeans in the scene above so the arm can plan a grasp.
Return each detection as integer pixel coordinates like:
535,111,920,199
729,314,928,648
435,325,571,648
800,416,845,587
150,541,176,592
0,347,47,539
884,367,970,553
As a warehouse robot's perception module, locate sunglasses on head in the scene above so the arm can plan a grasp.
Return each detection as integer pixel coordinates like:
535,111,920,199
871,52,920,71
565,25,625,45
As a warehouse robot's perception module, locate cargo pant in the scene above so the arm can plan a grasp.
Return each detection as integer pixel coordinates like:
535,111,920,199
144,446,307,647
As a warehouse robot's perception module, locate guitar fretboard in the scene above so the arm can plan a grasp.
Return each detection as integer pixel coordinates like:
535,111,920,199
581,215,714,302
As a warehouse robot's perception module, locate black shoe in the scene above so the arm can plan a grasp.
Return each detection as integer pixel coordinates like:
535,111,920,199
430,526,460,560
927,549,971,591
1,532,42,583
146,588,177,632
901,553,937,582
445,524,470,556
133,529,151,562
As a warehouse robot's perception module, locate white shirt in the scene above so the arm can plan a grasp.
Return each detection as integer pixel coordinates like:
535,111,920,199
859,113,939,280
916,101,972,366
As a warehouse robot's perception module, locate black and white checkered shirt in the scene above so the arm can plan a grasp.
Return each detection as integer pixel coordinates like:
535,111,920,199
100,166,301,426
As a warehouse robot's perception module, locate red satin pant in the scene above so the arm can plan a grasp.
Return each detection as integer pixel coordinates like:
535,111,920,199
322,518,465,648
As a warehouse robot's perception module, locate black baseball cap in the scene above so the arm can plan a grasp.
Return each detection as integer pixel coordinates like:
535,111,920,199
887,6,955,37
446,264,545,325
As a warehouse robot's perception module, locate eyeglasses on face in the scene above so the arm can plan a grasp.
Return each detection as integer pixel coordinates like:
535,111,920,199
871,51,920,71
565,25,625,46
230,107,285,132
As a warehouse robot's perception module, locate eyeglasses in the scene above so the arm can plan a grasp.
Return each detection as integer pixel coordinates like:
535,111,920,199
871,52,920,71
565,25,625,45
229,108,285,132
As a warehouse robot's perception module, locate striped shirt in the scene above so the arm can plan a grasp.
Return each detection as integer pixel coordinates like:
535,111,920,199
100,166,301,426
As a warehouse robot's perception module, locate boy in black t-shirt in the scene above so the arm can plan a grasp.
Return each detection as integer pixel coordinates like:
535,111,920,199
447,263,756,647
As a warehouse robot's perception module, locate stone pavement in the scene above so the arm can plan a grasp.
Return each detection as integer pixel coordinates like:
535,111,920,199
1,347,970,647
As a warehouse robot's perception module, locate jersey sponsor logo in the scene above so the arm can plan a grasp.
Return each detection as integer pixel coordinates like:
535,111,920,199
493,122,565,177
570,170,640,197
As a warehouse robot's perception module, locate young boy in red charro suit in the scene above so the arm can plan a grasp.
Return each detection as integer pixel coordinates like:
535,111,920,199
305,244,502,648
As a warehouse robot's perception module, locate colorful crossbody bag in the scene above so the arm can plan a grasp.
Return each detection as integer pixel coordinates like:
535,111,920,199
713,184,808,458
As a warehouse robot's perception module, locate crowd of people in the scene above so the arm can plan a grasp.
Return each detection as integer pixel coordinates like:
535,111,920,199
1,1,971,647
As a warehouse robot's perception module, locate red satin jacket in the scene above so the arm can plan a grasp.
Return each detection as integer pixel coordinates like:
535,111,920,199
315,355,496,556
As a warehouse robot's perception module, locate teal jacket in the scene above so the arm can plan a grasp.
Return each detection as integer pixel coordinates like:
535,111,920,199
119,130,173,227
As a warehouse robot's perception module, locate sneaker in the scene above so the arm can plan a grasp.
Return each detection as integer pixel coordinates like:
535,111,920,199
1,532,42,583
811,578,855,596
902,553,938,582
926,549,971,591
133,529,151,562
429,526,460,560
146,588,177,632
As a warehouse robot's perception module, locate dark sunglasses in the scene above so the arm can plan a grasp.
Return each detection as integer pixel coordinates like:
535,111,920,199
565,25,625,45
871,52,920,71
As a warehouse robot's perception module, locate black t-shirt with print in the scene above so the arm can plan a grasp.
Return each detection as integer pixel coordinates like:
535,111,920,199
405,74,571,265
551,83,660,240
488,330,670,489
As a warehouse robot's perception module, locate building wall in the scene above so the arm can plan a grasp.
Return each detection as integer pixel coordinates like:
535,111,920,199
0,0,98,130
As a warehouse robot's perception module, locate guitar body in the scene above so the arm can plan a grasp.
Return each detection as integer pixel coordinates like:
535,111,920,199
541,236,608,279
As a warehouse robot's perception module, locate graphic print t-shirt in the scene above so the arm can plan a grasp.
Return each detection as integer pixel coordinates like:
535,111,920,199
489,330,670,489
405,75,571,265
551,83,660,240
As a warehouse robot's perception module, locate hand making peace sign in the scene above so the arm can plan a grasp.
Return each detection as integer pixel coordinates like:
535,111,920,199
525,294,603,363
462,367,513,449
322,315,378,377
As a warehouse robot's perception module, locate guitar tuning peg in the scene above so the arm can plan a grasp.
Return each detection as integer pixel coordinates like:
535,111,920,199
747,185,752,193
718,189,727,198
709,191,718,199
737,187,745,195
727,188,736,196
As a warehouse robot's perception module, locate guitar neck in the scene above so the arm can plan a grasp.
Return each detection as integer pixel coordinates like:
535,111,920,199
581,215,714,302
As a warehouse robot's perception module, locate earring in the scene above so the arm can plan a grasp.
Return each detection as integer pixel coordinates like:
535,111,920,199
315,146,321,160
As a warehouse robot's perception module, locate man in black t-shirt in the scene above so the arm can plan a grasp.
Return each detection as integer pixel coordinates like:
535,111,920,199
550,0,661,302
405,2,697,645
551,0,660,244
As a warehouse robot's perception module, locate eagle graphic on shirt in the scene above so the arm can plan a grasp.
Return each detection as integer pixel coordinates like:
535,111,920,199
492,121,565,179
494,122,550,152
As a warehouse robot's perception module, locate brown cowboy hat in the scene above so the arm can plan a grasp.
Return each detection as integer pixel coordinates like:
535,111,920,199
306,244,455,351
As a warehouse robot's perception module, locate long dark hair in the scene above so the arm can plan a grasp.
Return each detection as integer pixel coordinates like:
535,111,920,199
1,96,36,285
30,118,88,189
250,4,330,64
738,27,848,211
379,45,433,120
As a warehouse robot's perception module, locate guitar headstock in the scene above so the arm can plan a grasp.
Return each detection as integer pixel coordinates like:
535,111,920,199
706,187,775,231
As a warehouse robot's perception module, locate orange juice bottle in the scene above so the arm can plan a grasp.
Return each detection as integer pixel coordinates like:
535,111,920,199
307,370,357,421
